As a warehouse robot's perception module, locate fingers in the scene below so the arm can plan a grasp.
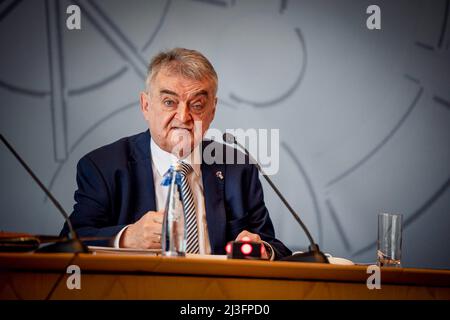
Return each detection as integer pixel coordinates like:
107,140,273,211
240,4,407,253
235,230,261,242
149,211,163,245
235,230,269,259
122,211,164,249
150,210,164,224
145,211,164,247
260,244,268,260
151,232,161,244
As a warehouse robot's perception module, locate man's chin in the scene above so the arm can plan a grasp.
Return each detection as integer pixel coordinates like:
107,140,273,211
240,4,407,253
169,130,192,144
170,145,195,159
168,137,193,158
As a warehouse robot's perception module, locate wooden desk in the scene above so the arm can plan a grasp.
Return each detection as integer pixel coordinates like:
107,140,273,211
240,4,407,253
0,253,449,299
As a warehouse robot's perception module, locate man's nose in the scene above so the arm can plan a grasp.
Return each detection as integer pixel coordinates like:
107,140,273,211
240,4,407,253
176,103,192,123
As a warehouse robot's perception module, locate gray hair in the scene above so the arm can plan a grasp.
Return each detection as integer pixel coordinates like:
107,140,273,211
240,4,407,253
146,48,218,94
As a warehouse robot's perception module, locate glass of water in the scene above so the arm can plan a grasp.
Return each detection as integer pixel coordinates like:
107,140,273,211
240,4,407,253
377,213,403,267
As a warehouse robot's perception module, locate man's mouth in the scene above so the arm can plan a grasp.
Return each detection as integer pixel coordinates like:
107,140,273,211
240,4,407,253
171,127,192,132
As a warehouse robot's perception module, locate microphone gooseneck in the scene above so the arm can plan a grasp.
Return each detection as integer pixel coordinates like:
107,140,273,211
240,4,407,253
1,134,88,253
222,132,328,263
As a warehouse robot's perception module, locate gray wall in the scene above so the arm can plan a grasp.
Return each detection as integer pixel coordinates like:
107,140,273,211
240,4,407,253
0,0,449,269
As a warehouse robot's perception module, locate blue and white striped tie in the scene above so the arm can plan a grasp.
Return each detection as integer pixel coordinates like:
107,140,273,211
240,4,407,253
177,161,200,254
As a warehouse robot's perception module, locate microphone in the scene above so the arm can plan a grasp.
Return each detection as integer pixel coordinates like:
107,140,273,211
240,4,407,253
222,133,328,263
0,134,88,253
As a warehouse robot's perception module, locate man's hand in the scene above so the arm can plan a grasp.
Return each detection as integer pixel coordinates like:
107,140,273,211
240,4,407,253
235,230,269,260
120,211,164,249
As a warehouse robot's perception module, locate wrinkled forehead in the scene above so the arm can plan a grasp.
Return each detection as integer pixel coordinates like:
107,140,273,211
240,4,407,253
150,68,215,95
148,64,217,94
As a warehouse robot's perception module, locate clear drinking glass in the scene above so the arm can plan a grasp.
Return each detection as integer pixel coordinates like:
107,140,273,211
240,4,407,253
377,213,403,267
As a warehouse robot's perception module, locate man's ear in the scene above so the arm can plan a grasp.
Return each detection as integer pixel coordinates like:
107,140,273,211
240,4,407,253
140,91,150,119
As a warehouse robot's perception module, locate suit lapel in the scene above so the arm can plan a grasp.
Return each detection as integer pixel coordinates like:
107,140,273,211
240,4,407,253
201,141,227,254
128,130,156,221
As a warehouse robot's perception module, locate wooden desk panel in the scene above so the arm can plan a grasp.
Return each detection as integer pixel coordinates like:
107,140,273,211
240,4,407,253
1,253,449,299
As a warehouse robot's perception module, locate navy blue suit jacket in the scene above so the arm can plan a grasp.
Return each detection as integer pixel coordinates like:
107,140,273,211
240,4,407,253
61,130,291,259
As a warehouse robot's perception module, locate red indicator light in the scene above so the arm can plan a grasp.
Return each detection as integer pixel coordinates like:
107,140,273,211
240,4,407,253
241,243,252,255
225,243,232,254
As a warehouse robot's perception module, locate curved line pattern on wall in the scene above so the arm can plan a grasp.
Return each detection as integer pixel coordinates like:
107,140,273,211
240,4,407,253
404,73,420,84
217,98,237,109
86,0,147,66
325,198,352,251
74,0,147,79
229,27,306,108
438,0,449,49
191,0,229,8
279,0,288,14
68,66,129,96
281,141,323,245
434,95,450,109
44,100,139,199
326,86,424,188
46,0,68,162
352,176,450,257
0,78,49,98
0,0,22,22
142,0,172,52
69,101,140,153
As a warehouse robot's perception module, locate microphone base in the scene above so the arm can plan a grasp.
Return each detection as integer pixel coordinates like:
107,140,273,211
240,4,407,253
281,249,329,263
36,238,89,253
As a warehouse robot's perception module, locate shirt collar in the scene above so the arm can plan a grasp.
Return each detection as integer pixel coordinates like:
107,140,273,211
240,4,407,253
150,138,201,177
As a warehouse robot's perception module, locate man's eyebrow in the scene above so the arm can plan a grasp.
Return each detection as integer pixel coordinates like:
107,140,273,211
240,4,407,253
159,89,179,97
159,89,209,98
192,90,208,98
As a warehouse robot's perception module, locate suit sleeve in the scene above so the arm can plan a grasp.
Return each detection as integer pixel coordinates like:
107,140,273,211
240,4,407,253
60,155,125,246
245,164,292,259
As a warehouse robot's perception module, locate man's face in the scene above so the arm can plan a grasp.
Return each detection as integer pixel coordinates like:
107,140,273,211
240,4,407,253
140,68,217,158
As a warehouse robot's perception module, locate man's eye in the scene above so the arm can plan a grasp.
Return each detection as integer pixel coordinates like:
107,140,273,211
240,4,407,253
192,104,203,110
164,100,175,107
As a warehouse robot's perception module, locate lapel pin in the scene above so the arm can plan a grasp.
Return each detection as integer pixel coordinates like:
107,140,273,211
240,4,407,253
216,171,224,180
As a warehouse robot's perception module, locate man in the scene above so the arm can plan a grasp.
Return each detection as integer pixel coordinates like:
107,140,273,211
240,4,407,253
61,48,291,260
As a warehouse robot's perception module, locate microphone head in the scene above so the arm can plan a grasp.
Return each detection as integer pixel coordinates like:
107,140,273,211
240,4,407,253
223,132,236,144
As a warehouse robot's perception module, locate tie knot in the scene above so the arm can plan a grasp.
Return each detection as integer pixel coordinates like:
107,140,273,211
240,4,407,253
177,160,193,177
